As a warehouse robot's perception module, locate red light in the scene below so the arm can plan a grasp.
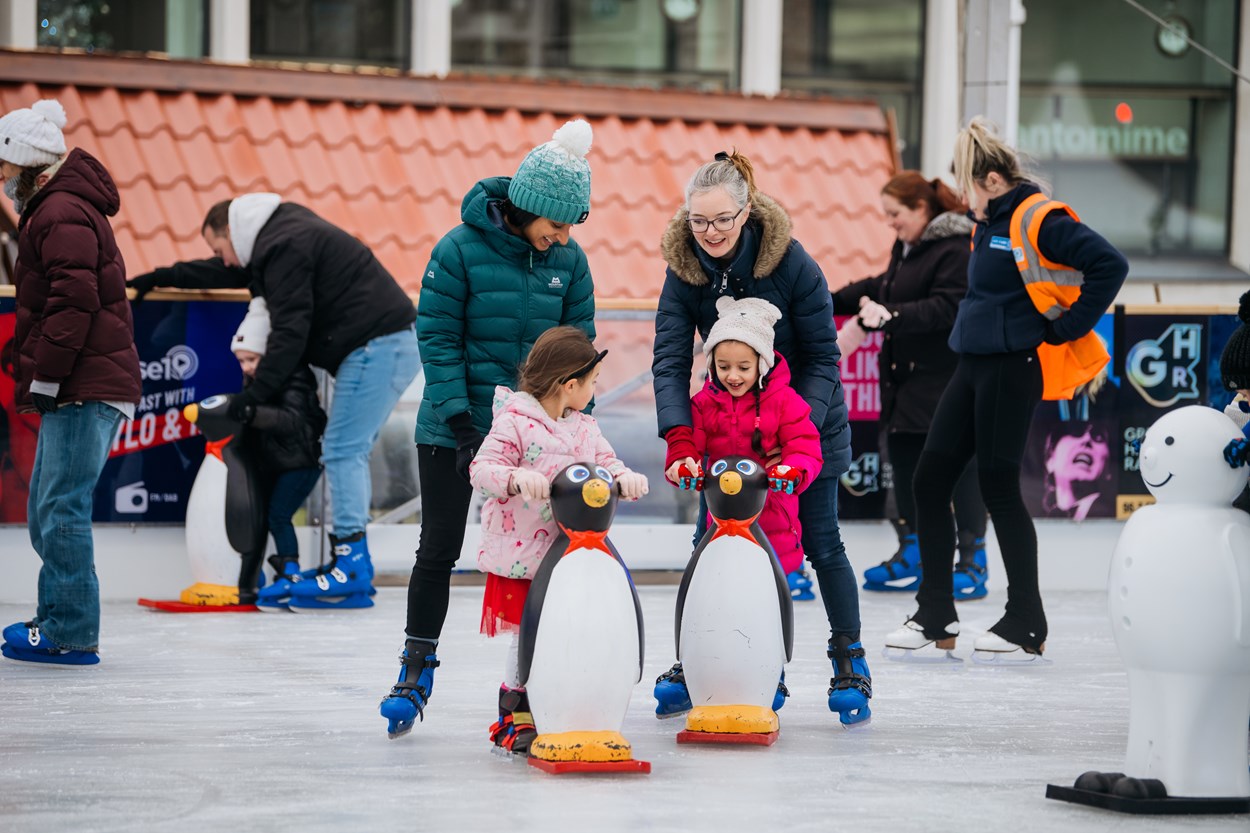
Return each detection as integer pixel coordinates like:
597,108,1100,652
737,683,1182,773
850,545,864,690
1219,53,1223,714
1115,102,1133,124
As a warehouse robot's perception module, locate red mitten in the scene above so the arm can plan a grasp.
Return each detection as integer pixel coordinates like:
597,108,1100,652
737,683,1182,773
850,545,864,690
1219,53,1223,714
767,465,803,494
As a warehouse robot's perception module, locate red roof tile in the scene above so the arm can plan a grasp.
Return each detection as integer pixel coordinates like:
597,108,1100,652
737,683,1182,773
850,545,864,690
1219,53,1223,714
0,60,896,300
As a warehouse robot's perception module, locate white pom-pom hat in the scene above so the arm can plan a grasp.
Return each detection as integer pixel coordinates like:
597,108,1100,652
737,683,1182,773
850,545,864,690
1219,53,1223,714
508,118,594,225
704,296,783,378
0,99,68,167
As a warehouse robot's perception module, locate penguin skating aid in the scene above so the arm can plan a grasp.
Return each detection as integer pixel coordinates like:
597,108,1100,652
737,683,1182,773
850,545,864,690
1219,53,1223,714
672,457,793,746
520,464,649,774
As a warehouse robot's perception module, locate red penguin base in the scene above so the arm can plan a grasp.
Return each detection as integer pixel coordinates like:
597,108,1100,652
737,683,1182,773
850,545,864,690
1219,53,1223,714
676,729,779,746
138,598,259,613
526,757,651,775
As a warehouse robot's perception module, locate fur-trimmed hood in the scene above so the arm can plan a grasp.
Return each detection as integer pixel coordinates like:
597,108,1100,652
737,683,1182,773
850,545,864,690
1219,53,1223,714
660,190,794,286
919,210,974,244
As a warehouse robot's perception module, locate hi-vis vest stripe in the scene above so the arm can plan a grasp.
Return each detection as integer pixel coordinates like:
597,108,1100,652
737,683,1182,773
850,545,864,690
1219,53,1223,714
1008,192,1109,401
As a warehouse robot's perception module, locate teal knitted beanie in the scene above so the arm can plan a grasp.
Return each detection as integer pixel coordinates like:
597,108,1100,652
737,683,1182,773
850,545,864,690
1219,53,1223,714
508,119,593,225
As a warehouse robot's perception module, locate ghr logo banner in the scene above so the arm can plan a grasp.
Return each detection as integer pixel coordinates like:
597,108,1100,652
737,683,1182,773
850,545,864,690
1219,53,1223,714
1126,323,1201,408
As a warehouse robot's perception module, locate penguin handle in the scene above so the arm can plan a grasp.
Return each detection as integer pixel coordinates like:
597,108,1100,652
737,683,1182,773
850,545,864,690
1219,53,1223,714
677,462,704,492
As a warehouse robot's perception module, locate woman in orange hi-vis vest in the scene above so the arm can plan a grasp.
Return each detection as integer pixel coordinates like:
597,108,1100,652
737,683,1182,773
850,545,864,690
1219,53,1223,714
883,117,1128,662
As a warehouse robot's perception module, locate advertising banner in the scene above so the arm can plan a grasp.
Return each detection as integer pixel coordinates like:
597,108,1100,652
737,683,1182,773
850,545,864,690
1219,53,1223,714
0,298,246,523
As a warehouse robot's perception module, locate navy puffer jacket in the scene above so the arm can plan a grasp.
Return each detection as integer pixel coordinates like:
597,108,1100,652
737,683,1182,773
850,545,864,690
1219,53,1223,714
652,191,850,476
13,148,140,411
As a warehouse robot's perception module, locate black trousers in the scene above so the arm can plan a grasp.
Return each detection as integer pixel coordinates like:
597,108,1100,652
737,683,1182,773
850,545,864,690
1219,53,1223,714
405,444,473,640
911,350,1045,649
888,432,986,545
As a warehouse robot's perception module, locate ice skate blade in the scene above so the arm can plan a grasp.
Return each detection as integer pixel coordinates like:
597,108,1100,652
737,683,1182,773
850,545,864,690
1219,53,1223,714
287,595,375,612
254,602,291,613
970,649,1050,666
862,580,920,593
655,707,691,720
837,710,872,730
881,645,962,664
385,721,414,740
490,745,526,762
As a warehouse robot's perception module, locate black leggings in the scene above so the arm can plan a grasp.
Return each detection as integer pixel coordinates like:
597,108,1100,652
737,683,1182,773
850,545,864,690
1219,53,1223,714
912,350,1045,648
405,444,473,640
888,432,986,543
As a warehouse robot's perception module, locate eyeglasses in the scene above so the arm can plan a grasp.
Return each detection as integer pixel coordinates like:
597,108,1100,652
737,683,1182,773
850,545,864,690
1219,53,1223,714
687,206,745,234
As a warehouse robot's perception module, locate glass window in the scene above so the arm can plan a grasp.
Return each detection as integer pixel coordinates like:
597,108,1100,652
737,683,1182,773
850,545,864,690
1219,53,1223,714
1018,0,1237,260
781,0,925,169
451,0,741,91
36,0,205,58
251,0,408,68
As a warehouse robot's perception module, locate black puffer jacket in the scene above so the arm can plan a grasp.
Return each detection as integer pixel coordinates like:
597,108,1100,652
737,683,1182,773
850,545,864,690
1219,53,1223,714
244,364,325,473
832,211,972,433
142,203,416,403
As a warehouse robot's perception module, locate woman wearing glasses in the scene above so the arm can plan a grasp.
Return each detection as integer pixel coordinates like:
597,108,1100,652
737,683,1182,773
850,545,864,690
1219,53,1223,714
651,151,871,727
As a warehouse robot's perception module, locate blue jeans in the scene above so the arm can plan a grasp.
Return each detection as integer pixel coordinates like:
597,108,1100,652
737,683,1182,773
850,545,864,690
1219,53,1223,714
323,327,420,537
266,467,322,555
27,402,124,651
691,468,861,641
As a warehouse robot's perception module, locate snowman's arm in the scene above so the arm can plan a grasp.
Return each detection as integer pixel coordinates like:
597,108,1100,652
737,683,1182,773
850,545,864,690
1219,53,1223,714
1224,522,1250,647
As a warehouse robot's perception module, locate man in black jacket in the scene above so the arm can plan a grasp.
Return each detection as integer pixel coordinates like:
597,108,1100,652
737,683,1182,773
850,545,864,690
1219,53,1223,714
128,194,418,610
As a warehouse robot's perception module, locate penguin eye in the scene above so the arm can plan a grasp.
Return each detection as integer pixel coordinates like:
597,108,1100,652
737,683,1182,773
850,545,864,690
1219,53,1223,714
1164,436,1174,446
202,395,226,408
710,460,728,476
566,465,590,483
594,466,613,483
736,460,758,475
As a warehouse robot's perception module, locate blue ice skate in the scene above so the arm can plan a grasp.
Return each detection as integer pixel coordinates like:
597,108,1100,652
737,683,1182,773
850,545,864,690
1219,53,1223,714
862,534,921,592
256,554,303,611
288,532,374,611
787,569,815,601
2,621,99,666
952,537,988,601
380,638,439,739
653,661,789,718
827,634,872,727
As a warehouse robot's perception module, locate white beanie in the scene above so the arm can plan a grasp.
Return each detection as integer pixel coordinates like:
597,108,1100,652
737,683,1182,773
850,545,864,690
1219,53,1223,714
703,296,782,377
231,297,271,355
0,99,67,167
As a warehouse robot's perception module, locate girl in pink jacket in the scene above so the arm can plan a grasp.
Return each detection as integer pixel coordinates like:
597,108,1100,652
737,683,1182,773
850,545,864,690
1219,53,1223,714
664,296,824,583
468,325,648,755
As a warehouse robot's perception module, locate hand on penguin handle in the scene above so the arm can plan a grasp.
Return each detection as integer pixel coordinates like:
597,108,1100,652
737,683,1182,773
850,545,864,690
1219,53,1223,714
510,469,550,502
227,390,257,424
614,470,649,501
677,461,703,492
768,464,803,494
1224,437,1250,469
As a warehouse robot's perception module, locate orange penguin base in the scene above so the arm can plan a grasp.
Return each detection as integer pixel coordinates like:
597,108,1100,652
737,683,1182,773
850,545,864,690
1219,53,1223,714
677,705,779,745
525,731,651,774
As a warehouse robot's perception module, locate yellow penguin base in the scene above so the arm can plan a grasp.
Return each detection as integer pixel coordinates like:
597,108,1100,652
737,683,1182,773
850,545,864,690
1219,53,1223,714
178,583,242,606
677,705,779,746
527,731,650,774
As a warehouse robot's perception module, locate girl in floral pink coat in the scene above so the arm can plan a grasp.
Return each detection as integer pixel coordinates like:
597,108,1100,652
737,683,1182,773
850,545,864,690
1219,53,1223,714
664,297,823,579
468,326,648,753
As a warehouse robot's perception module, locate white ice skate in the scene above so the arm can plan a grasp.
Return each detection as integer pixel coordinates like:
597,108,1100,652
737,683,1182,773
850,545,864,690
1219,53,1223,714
970,632,1050,666
882,619,962,664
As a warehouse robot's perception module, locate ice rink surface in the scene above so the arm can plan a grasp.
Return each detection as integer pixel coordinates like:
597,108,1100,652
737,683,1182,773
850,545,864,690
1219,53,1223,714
2,583,1248,833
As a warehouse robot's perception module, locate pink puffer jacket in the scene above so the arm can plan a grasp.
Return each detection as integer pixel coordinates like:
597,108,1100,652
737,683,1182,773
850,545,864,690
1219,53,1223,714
665,354,823,573
470,386,628,580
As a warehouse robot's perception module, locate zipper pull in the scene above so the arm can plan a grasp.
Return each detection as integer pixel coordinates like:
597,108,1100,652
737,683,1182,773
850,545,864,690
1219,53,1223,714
720,270,729,293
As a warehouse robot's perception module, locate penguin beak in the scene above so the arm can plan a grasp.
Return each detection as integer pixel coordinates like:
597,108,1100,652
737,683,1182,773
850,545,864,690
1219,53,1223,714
183,403,199,424
719,471,742,495
582,479,610,508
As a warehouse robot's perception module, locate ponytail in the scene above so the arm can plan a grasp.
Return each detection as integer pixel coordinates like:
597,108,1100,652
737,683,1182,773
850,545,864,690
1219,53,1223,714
685,148,758,210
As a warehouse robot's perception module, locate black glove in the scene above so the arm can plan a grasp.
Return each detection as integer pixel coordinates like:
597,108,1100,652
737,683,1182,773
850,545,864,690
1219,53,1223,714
31,392,57,414
1042,319,1067,346
125,267,173,303
227,389,257,424
447,411,483,482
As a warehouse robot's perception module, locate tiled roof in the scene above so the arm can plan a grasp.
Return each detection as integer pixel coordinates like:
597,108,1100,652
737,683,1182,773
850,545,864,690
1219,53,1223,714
0,57,896,300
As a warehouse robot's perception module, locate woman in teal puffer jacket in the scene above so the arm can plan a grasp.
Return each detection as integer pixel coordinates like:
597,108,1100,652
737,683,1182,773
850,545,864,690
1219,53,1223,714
379,120,598,739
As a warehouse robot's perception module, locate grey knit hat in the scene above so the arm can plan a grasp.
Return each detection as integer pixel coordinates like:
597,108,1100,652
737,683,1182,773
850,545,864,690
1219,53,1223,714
704,296,782,377
508,119,593,225
0,99,67,167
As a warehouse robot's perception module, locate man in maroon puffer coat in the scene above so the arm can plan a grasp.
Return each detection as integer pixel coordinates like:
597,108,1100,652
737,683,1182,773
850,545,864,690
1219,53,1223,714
0,99,140,666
